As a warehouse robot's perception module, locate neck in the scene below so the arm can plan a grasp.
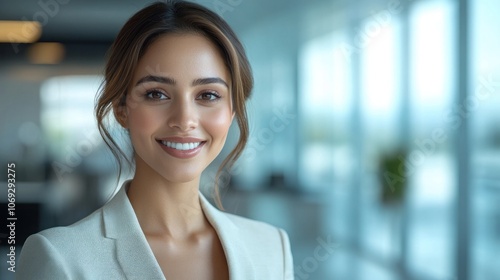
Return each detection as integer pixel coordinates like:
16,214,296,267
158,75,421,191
126,158,208,240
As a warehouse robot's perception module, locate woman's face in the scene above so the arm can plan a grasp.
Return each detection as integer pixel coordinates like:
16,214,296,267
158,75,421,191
121,33,233,183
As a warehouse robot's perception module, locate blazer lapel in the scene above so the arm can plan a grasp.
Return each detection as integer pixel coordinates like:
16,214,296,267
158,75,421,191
102,185,165,280
199,192,256,280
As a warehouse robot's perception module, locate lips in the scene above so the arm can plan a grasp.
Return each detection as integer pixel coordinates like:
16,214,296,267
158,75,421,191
161,141,202,151
156,137,206,159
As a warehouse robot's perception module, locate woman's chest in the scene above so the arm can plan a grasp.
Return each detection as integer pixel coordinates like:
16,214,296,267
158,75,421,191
146,233,229,280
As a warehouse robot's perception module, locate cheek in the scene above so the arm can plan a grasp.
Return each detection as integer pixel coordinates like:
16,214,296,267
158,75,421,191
127,105,164,137
202,107,233,140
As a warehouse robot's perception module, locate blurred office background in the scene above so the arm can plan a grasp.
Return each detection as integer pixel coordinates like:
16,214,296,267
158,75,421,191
0,0,499,279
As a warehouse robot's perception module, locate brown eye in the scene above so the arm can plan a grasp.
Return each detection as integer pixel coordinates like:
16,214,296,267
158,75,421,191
145,90,168,100
197,91,220,101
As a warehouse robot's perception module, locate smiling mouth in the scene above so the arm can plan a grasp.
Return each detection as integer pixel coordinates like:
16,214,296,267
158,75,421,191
159,140,205,151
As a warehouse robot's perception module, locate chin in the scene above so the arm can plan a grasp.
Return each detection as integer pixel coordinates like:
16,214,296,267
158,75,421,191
155,167,202,184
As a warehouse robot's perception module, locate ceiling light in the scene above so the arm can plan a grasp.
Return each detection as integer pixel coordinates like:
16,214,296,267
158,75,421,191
0,20,42,43
28,42,65,64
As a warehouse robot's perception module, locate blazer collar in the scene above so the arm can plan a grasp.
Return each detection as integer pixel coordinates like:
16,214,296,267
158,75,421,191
102,182,256,280
102,182,165,280
198,191,256,279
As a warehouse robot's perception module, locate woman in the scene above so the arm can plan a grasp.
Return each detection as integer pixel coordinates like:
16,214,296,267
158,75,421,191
17,1,294,279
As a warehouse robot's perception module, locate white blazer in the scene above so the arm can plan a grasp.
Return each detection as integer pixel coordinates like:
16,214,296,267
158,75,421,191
17,183,294,280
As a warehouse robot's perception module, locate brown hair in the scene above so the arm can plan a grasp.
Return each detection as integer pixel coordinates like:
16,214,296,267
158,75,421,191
95,0,253,209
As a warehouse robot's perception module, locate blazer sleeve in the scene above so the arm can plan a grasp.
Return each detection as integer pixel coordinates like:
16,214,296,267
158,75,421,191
278,228,295,280
16,234,71,280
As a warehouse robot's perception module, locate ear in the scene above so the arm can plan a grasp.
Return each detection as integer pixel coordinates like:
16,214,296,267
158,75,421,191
113,99,129,129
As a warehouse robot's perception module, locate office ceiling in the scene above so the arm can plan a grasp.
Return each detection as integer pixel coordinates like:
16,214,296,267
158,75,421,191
0,0,307,43
0,0,352,66
0,0,316,64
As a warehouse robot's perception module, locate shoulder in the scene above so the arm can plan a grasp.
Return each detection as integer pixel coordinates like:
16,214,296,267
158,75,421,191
27,185,128,245
225,213,290,260
217,210,292,256
17,208,118,280
16,232,71,280
223,211,289,240
34,207,104,245
18,207,105,258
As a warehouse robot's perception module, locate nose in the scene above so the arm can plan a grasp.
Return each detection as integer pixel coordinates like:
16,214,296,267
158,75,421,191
167,98,198,131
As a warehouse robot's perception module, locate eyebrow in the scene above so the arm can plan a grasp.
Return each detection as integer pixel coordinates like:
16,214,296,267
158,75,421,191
135,75,175,86
135,75,228,88
193,77,229,89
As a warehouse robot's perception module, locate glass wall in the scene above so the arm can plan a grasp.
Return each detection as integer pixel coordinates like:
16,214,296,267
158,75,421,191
407,1,456,279
294,0,499,279
470,0,500,280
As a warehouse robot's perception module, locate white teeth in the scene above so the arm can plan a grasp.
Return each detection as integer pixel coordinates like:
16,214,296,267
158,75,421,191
161,141,201,151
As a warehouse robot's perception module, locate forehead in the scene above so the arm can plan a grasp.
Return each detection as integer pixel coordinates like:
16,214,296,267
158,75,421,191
133,33,230,83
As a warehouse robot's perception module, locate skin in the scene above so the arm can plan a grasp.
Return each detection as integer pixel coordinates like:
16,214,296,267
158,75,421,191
116,33,232,280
